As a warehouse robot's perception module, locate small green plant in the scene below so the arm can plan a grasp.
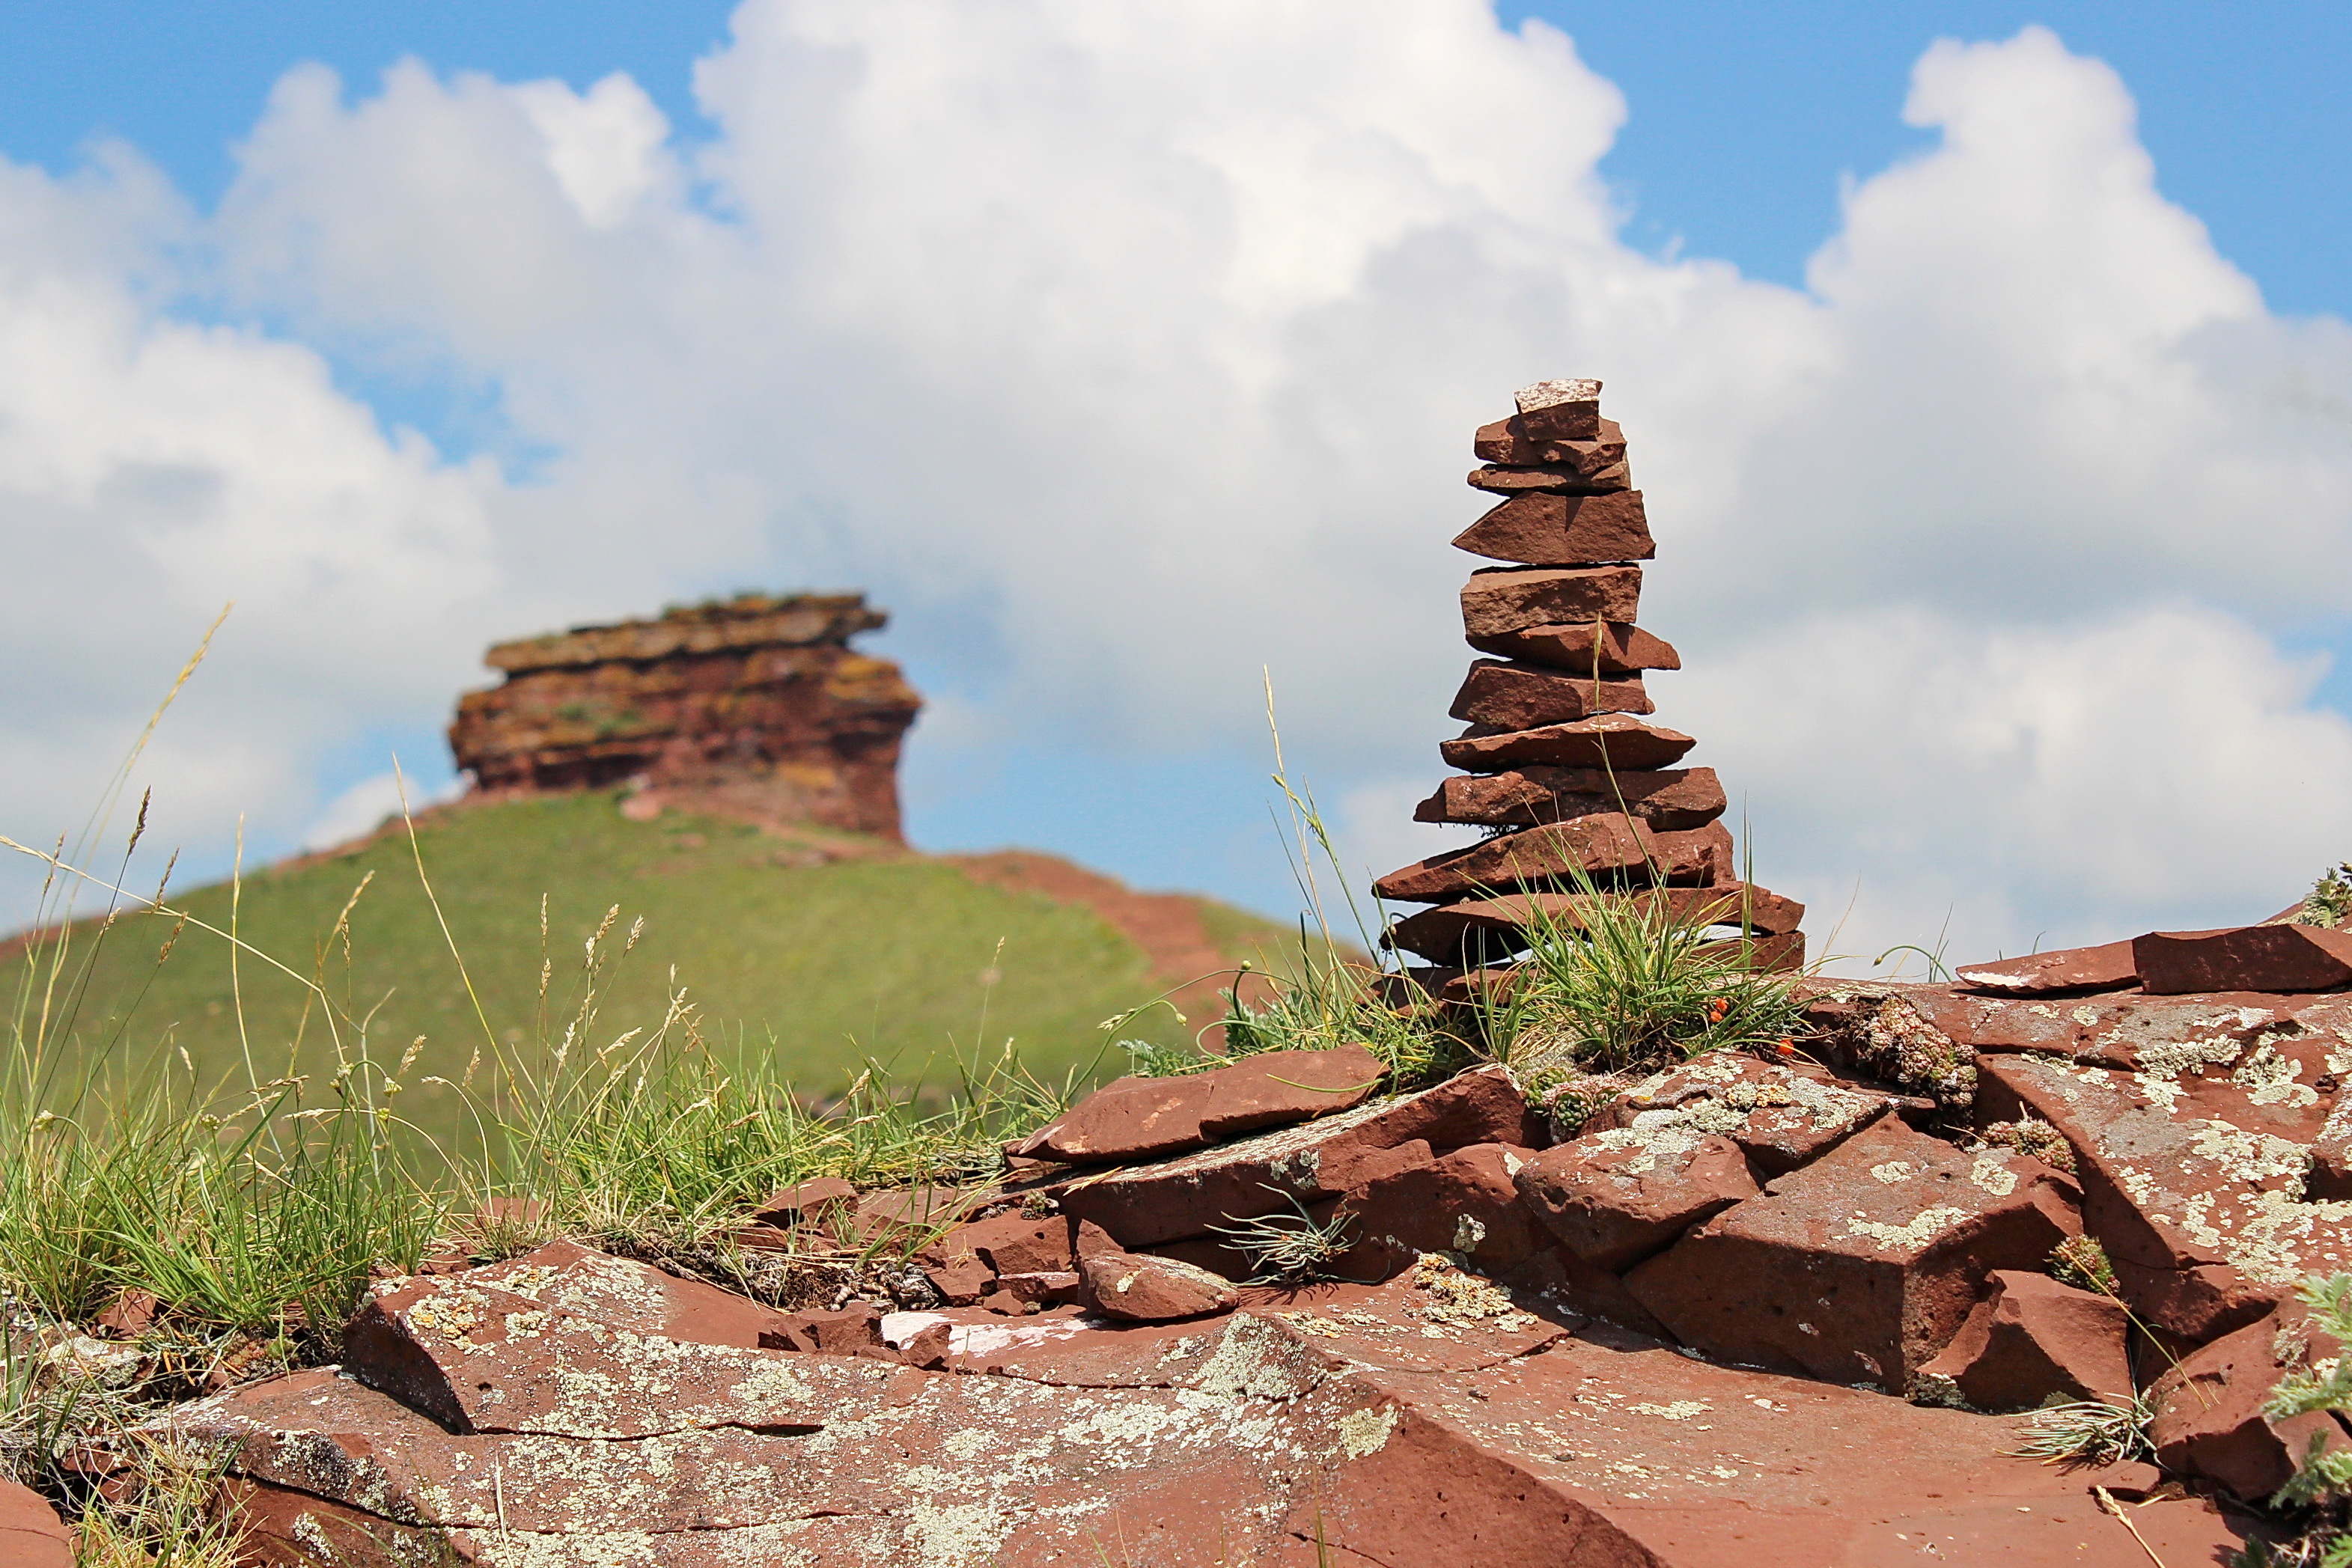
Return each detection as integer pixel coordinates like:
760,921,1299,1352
2294,866,2352,930
2049,1234,2116,1294
1207,1188,1359,1285
1475,870,1802,1075
1986,1117,2077,1175
2006,1393,2157,1466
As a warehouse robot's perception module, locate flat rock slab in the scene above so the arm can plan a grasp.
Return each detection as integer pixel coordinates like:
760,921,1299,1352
1517,1128,1758,1271
1385,882,1803,963
1032,1067,1545,1248
1300,1332,2266,1567
1453,490,1654,566
344,1272,900,1436
463,1238,796,1348
1977,1049,2352,1340
1588,1052,1901,1177
2151,1300,2352,1501
1460,566,1642,638
1464,620,1678,672
2137,923,2352,994
1473,414,1625,470
1955,941,2139,997
1439,713,1696,772
1448,659,1653,727
1016,1045,1385,1164
1374,818,1728,905
1413,764,1721,831
1626,1121,2079,1390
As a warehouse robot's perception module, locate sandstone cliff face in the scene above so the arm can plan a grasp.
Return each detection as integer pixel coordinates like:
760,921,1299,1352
448,593,921,841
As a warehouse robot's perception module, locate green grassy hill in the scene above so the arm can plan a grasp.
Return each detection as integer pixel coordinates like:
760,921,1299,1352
16,793,1300,1132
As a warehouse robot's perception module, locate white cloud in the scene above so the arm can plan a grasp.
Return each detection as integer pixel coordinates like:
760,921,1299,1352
6,7,2352,971
299,769,466,853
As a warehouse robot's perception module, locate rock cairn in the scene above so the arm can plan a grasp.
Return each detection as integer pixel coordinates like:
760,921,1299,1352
448,592,921,841
1374,379,1806,977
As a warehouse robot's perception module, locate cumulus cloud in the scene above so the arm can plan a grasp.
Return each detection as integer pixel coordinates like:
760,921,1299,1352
4,5,2351,970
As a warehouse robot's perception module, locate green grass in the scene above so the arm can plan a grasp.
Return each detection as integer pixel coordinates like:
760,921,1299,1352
17,792,1291,1139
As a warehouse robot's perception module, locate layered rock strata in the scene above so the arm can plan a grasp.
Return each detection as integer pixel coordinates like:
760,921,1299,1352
1377,379,1806,973
448,592,921,840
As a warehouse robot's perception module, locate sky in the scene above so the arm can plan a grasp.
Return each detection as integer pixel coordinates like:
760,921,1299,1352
2,0,2350,976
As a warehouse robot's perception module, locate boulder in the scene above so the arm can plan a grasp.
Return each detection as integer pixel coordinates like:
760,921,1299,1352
1914,1269,2133,1412
1079,1251,1239,1320
1413,764,1723,831
1385,882,1805,963
1374,818,1730,905
1626,1121,2081,1391
1517,1130,1758,1271
2151,1302,2352,1503
1975,1051,2352,1341
1014,1045,1386,1164
1447,660,1654,727
1438,713,1697,772
1953,942,2138,997
1452,490,1654,566
0,1479,70,1568
2135,924,2352,995
1039,1067,1545,1247
1465,619,1680,672
1473,413,1627,471
1460,565,1642,638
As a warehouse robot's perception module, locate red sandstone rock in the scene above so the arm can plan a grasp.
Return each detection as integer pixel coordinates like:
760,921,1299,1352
1975,1050,2352,1341
922,1251,995,1305
1079,1251,1240,1320
92,1285,159,1339
758,1302,898,1356
1517,1130,1758,1271
1438,713,1697,771
1016,1046,1386,1165
344,1272,881,1436
1386,882,1806,963
1459,564,1642,638
749,1175,858,1227
1374,818,1731,905
1447,659,1653,727
1017,1073,1221,1162
1039,1067,1544,1247
469,1238,797,1349
1511,376,1603,440
1464,617,1680,672
932,1212,1118,1276
0,1479,70,1568
449,593,921,841
2136,924,2352,995
1585,1053,1900,1177
1627,1121,2081,1390
1414,764,1723,831
1465,460,1631,495
2151,1300,2352,1503
1339,1143,1548,1278
1473,414,1626,471
1694,931,1809,972
1453,490,1654,566
1955,942,2139,997
1915,1269,2133,1412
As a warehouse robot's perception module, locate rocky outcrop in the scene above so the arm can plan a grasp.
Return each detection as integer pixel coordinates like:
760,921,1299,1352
1380,379,1806,974
448,592,921,840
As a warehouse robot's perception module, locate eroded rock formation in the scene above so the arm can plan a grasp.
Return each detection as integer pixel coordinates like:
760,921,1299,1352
1378,378,1808,977
448,592,921,841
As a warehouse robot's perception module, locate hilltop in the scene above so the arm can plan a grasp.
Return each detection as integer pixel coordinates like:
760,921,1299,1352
21,790,1307,1126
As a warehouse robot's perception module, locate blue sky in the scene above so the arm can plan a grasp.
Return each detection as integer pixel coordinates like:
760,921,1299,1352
4,1,2351,968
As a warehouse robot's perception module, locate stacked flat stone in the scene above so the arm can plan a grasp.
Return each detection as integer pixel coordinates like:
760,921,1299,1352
1374,378,1807,976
